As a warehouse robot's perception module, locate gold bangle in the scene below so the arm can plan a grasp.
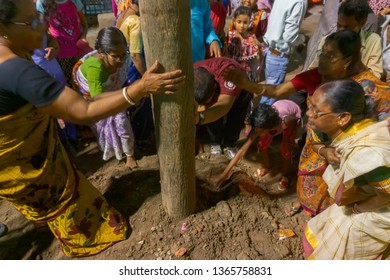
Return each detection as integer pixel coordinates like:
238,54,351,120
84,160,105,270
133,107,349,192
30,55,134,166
317,145,326,159
122,87,136,106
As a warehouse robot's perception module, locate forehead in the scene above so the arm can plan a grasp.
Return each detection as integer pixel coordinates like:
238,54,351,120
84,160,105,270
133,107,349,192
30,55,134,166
311,88,329,107
108,44,127,54
322,41,341,53
236,14,250,20
337,14,359,26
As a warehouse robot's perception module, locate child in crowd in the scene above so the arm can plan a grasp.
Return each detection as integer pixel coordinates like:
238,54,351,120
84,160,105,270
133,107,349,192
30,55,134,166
228,6,262,80
73,27,138,169
241,0,268,38
36,0,92,86
218,100,301,191
228,6,264,137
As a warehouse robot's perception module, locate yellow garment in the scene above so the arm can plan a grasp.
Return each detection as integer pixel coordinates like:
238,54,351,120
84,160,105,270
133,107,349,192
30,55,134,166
118,14,143,54
310,29,383,79
0,104,129,257
305,119,390,260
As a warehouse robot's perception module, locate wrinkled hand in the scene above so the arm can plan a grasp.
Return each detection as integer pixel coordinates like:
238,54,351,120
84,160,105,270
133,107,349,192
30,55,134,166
323,147,340,165
222,67,248,88
44,47,58,60
141,60,186,95
209,41,221,58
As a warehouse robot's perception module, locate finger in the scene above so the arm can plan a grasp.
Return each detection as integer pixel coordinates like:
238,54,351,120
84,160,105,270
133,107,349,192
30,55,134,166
157,69,183,80
162,81,185,90
146,60,159,74
163,76,186,85
157,75,185,87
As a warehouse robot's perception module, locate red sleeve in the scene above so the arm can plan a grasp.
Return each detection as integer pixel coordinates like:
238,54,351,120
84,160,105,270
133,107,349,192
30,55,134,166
290,69,322,96
218,78,241,98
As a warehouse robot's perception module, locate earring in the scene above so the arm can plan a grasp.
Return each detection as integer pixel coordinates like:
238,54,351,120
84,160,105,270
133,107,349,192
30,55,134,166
339,122,342,126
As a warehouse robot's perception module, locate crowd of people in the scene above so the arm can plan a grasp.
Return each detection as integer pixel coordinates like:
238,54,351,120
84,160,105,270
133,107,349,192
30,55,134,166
0,0,389,259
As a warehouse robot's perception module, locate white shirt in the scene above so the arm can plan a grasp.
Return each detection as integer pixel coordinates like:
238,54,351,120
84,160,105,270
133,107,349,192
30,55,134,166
263,0,308,55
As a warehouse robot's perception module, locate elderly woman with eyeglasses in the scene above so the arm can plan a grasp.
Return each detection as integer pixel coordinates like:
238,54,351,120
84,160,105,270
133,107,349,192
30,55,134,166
73,27,140,169
223,29,390,217
0,0,184,257
303,79,390,260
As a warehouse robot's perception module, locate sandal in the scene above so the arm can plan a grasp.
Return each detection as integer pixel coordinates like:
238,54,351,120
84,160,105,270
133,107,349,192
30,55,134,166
284,201,302,217
278,176,290,191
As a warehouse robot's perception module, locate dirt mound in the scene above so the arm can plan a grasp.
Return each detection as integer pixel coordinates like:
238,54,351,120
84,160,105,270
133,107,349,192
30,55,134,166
0,150,308,260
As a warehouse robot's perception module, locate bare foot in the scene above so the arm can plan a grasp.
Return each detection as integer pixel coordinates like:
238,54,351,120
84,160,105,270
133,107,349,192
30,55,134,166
126,155,138,169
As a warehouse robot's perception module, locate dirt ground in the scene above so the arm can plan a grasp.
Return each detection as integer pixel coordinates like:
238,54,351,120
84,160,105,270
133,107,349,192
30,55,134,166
0,5,324,260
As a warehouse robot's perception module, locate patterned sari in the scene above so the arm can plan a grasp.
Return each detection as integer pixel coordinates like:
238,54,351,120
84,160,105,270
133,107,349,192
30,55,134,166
303,119,390,260
73,51,135,161
297,70,390,216
0,104,129,257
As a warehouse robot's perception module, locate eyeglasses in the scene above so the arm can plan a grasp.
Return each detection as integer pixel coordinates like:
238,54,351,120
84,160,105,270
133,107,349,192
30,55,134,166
307,101,339,119
105,51,129,62
8,18,43,31
318,51,344,63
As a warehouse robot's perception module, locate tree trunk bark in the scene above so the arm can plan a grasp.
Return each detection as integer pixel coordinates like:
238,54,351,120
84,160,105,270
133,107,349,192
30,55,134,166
139,0,195,219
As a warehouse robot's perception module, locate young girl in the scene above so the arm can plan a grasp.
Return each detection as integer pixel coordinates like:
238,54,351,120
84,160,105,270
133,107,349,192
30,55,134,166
228,6,263,136
228,6,262,80
218,100,301,191
73,27,137,169
229,1,268,39
36,0,92,86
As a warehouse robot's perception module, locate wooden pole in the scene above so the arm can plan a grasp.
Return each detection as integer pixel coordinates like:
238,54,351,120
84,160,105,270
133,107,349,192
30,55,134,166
139,0,195,218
